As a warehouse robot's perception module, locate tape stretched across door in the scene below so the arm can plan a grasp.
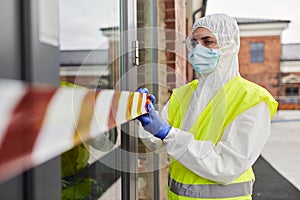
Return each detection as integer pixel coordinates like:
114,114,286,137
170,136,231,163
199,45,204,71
0,79,150,183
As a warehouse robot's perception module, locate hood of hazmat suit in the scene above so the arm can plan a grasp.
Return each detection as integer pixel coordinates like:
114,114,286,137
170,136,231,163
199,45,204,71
182,13,241,131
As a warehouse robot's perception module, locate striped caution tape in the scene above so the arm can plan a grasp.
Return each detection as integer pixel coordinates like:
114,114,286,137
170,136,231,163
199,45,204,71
0,79,149,183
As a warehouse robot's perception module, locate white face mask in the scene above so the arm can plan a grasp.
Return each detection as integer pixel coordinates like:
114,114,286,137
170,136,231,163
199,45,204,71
188,44,221,75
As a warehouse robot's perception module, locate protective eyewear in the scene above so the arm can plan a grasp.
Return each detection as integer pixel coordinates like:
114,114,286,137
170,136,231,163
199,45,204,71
186,36,199,51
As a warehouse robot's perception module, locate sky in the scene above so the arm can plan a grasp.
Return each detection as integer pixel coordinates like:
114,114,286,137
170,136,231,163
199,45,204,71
59,0,119,50
59,0,300,50
206,0,300,44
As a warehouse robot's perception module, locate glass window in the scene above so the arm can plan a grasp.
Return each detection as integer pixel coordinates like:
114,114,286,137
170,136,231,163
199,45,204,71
59,1,122,200
59,0,119,90
250,42,264,63
285,87,299,103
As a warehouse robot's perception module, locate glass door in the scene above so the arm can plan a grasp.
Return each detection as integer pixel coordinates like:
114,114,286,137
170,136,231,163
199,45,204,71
59,0,139,199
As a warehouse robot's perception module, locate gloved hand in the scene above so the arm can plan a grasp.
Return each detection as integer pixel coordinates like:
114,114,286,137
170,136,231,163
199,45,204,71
136,88,171,139
142,104,171,139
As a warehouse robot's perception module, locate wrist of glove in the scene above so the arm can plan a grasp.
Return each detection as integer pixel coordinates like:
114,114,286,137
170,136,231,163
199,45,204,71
141,104,171,139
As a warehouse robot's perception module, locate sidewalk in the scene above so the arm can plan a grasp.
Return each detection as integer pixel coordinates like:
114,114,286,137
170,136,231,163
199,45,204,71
263,110,300,190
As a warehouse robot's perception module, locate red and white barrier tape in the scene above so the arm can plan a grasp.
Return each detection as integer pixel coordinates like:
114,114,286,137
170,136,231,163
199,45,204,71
0,79,149,182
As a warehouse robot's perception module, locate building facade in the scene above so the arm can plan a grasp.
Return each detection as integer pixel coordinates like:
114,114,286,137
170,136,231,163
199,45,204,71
236,18,300,110
279,43,300,109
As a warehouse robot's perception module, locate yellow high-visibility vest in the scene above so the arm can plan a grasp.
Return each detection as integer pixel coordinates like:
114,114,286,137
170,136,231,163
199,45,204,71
167,76,278,200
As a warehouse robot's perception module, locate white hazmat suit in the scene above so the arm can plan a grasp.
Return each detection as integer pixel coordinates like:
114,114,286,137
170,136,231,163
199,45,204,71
140,14,271,185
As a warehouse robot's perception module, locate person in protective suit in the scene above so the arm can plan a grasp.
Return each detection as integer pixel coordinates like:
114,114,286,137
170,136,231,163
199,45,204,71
136,14,278,200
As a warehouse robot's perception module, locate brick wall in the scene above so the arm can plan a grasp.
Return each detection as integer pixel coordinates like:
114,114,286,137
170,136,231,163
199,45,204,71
136,0,181,199
135,1,189,199
239,36,281,97
164,0,176,93
136,0,187,103
164,0,187,92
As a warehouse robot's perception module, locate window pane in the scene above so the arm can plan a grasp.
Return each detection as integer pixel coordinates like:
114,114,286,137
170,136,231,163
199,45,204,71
285,87,299,103
59,1,121,199
250,42,264,63
59,0,119,90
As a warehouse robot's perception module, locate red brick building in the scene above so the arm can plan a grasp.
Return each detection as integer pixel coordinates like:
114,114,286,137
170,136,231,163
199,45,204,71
236,18,300,110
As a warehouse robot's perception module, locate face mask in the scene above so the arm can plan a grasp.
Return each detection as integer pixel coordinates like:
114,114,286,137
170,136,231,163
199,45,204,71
188,44,221,75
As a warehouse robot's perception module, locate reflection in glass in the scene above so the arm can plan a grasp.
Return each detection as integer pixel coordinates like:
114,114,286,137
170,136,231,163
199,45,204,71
59,0,120,199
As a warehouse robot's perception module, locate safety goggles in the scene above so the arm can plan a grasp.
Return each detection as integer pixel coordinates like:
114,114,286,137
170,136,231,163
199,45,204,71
186,36,199,51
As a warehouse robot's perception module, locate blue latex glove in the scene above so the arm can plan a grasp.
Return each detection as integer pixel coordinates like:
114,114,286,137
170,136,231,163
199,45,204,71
135,88,171,139
142,104,171,139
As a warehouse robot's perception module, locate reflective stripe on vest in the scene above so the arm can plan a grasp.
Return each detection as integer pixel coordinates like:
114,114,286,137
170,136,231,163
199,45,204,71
169,176,253,198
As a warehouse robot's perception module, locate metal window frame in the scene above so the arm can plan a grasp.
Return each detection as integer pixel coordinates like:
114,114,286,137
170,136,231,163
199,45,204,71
119,0,139,199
